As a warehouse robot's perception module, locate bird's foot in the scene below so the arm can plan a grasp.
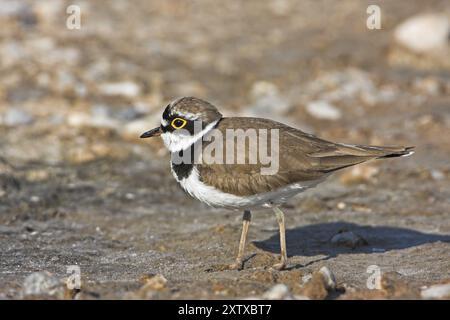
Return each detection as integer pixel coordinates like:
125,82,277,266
271,261,287,271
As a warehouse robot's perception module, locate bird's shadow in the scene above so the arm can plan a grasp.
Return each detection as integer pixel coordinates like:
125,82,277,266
253,221,450,261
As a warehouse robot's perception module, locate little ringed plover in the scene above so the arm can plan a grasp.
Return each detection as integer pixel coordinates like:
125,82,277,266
141,97,414,270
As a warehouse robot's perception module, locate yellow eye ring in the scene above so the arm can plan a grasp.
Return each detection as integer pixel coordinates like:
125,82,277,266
171,118,187,129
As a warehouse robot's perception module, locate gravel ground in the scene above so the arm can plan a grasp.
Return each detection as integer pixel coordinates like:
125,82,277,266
0,0,449,299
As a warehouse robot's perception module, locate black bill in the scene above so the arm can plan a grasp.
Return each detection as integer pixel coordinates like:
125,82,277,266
140,127,162,138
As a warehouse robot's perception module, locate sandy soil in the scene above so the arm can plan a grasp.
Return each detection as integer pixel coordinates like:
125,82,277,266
0,0,449,299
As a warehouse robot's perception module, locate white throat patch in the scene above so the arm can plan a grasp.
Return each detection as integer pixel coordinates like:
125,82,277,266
161,120,219,153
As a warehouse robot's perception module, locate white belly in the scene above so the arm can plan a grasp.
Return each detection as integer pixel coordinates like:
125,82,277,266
173,166,324,210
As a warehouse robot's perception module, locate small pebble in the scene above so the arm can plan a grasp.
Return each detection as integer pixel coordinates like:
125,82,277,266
262,284,293,300
301,273,313,285
30,196,40,203
421,283,450,299
318,266,336,290
430,169,445,181
248,81,291,116
413,77,441,95
2,108,33,126
395,14,450,53
99,81,141,97
22,271,65,298
140,274,167,290
306,100,341,120
299,270,329,299
337,202,346,210
125,193,135,200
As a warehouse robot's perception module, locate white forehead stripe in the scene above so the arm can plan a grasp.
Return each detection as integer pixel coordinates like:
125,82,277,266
179,112,200,120
163,111,199,122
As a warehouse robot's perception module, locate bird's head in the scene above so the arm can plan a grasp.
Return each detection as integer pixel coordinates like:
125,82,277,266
140,97,222,152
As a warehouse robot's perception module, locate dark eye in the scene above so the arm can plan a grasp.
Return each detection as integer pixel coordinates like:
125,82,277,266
171,118,187,129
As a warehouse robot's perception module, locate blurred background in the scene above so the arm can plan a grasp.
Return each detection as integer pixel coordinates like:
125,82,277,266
0,0,449,299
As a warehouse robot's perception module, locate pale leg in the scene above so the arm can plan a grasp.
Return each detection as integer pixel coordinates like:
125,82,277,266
272,207,287,270
229,210,251,270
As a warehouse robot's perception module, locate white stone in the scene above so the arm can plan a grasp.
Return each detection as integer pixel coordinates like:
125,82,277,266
67,109,118,129
319,266,336,290
430,169,445,181
22,271,64,298
251,81,279,99
301,273,313,285
306,100,341,120
337,202,346,210
99,81,141,97
262,284,293,300
2,108,33,126
395,14,450,53
0,0,26,17
248,81,290,116
125,193,135,200
421,283,450,299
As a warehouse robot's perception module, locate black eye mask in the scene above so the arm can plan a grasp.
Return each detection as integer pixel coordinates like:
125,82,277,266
161,113,205,135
